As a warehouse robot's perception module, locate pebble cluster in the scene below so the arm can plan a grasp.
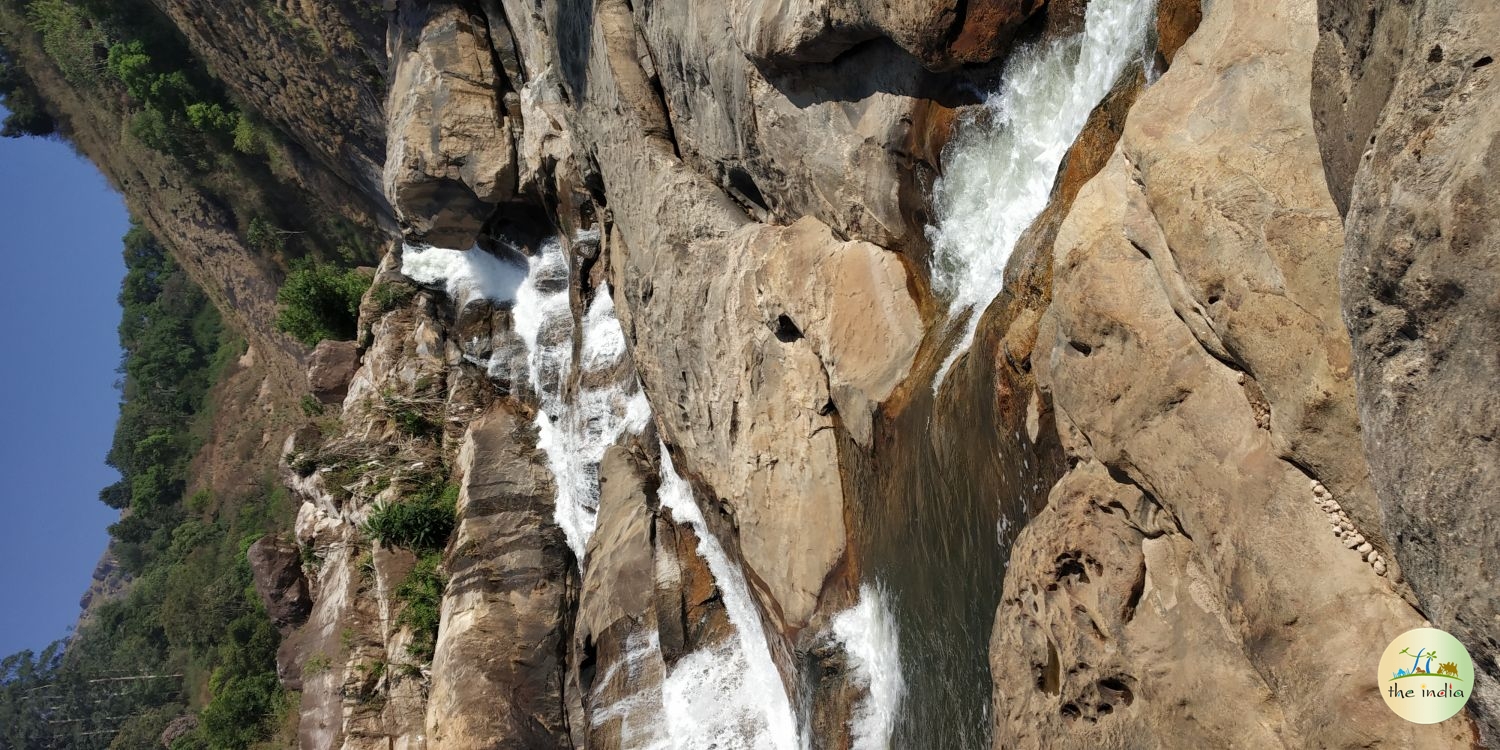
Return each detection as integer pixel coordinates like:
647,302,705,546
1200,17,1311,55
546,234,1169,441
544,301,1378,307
1314,479,1388,577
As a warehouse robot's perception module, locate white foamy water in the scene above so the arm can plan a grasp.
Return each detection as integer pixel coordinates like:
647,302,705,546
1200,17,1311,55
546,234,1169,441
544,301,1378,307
926,0,1156,387
401,242,527,306
506,237,652,562
654,447,805,750
588,630,675,750
830,584,904,750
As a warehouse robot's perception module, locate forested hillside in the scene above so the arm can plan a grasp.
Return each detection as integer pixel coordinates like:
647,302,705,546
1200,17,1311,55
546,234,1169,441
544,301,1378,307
0,0,380,745
0,227,291,749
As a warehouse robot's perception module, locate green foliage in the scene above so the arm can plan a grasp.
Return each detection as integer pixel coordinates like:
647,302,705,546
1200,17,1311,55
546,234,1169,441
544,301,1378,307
274,259,368,346
16,0,248,162
370,279,417,313
363,483,458,552
184,100,235,135
0,46,55,137
244,217,285,254
0,222,284,749
105,224,227,567
231,114,265,155
303,652,332,676
300,393,325,417
25,0,106,84
395,553,446,661
105,702,184,750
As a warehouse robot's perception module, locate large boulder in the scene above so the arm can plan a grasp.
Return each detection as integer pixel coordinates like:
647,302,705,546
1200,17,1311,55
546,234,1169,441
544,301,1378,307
990,0,1471,745
423,405,573,749
384,0,517,248
247,534,312,629
307,339,360,404
1316,0,1500,739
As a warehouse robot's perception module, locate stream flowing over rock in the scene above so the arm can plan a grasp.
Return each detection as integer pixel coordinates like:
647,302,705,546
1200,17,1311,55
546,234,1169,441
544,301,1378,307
9,0,1497,745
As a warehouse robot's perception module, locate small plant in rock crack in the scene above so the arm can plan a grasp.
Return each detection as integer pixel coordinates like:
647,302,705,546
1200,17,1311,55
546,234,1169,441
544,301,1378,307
380,390,441,438
370,279,418,313
300,393,325,417
303,652,333,676
395,552,446,662
362,482,458,551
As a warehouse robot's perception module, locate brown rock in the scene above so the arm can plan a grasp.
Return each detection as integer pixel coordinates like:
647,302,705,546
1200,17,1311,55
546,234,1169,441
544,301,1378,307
993,0,1472,744
384,0,517,247
1318,0,1500,738
1155,0,1202,66
424,404,573,749
950,0,1047,64
307,339,360,404
246,534,312,630
728,0,1044,70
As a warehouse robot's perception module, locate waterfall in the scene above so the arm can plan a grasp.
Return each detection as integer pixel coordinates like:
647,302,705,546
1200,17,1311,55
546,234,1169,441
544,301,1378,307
925,0,1157,387
406,239,887,748
654,446,806,750
508,237,652,562
829,584,904,750
401,242,527,306
402,237,650,563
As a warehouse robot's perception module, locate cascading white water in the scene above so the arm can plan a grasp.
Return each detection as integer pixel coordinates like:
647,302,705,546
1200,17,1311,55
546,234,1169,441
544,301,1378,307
506,236,653,562
401,242,527,305
926,0,1156,387
654,447,805,750
587,630,675,750
406,239,894,749
829,584,904,750
402,237,650,563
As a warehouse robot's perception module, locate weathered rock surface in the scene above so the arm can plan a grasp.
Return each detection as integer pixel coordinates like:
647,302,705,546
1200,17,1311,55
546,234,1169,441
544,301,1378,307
385,1,517,247
424,405,572,749
729,0,1045,70
989,0,1475,744
151,0,391,215
308,339,361,403
1316,0,1500,739
247,534,313,630
20,0,1499,742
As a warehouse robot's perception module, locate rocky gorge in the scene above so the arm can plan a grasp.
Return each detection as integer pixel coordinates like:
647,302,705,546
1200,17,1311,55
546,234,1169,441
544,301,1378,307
1,0,1496,746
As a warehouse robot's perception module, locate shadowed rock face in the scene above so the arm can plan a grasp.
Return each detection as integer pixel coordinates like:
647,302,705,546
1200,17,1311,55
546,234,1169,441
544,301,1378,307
248,535,313,629
1315,0,1500,741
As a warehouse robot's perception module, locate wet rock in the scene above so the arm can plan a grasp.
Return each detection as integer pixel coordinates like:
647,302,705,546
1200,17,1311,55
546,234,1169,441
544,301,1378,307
1155,0,1202,66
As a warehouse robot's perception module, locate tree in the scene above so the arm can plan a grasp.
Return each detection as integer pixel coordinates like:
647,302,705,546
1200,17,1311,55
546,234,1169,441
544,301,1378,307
0,48,57,137
274,260,368,345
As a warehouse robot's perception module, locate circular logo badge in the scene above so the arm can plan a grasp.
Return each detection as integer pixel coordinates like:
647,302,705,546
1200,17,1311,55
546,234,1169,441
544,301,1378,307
1378,627,1474,723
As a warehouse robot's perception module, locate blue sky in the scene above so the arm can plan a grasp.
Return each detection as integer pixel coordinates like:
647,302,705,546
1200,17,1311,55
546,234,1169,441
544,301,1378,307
0,116,131,657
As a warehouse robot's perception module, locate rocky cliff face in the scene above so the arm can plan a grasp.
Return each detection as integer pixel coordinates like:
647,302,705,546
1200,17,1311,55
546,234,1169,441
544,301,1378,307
266,0,1496,745
19,0,1496,745
1316,0,1500,738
